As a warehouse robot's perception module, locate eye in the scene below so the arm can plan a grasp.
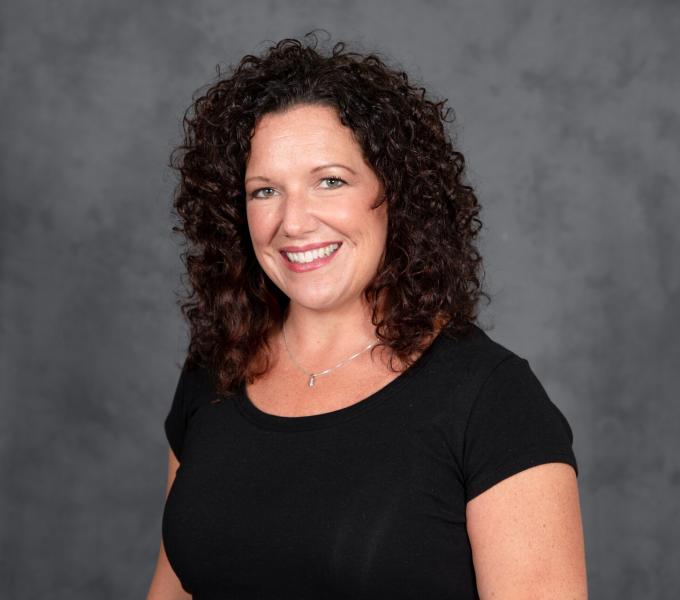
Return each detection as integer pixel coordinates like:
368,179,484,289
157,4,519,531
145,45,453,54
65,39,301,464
320,176,346,189
251,187,277,199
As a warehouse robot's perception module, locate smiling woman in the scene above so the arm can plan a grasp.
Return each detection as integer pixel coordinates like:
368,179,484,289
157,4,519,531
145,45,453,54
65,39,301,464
146,31,587,600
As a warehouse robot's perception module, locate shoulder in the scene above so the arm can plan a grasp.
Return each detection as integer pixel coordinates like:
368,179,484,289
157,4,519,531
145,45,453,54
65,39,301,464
434,326,579,500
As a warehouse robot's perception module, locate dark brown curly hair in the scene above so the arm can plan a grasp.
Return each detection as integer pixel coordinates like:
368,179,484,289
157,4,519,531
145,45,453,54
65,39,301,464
170,31,490,399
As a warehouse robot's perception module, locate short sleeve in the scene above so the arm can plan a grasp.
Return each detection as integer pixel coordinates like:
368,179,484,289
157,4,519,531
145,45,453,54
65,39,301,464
164,360,189,461
463,355,578,502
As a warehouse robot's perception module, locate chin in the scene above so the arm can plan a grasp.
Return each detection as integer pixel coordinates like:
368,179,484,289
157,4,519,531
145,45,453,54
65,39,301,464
290,296,340,311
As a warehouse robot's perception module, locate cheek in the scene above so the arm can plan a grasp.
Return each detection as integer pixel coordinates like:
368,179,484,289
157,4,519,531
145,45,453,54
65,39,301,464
246,208,271,244
367,211,388,246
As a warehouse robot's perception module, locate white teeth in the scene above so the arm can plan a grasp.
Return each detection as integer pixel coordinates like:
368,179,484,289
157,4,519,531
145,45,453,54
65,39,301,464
285,243,339,264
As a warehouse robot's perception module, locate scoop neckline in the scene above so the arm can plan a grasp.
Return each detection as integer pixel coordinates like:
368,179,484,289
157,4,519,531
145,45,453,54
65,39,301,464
234,329,447,431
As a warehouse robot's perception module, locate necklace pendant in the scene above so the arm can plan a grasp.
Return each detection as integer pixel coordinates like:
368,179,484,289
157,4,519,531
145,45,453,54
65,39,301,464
308,374,316,388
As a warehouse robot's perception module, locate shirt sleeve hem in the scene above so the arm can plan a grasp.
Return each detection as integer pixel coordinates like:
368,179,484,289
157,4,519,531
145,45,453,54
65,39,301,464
465,451,578,503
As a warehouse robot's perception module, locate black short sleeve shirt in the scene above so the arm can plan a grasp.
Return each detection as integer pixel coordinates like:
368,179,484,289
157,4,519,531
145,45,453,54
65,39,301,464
162,324,578,599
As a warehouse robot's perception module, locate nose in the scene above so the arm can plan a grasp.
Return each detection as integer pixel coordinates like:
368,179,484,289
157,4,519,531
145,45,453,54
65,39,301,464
280,187,318,238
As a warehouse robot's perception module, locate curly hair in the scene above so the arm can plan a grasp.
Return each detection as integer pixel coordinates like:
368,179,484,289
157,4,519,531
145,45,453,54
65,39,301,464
169,31,490,399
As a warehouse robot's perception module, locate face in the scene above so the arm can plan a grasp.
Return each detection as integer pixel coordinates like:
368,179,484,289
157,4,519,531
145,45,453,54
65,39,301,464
244,103,387,314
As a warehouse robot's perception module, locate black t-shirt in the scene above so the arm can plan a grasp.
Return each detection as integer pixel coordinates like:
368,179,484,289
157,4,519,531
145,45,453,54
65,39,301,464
162,324,578,599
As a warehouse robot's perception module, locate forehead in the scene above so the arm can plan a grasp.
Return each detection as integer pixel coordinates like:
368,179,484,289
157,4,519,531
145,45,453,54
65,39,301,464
248,104,359,158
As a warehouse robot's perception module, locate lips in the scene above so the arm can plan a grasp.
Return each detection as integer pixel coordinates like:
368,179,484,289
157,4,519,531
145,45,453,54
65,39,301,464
279,241,342,272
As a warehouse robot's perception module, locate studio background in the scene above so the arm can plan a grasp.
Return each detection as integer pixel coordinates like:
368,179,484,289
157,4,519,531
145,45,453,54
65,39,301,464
1,1,678,598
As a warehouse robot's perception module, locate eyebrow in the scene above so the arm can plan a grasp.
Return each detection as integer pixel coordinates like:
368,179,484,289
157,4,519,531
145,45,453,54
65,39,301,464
245,163,357,184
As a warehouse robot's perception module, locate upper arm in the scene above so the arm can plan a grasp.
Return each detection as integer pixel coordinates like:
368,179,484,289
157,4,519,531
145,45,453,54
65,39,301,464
466,462,587,600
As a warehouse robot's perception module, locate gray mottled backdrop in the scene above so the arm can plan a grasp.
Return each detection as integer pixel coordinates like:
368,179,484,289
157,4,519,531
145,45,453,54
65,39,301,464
1,0,678,598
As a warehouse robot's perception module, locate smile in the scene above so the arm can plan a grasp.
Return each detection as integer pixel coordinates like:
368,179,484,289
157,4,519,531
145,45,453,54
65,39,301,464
284,243,340,263
280,242,342,272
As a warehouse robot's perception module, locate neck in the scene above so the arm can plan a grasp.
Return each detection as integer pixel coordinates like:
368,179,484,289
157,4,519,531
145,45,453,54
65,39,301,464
279,300,380,362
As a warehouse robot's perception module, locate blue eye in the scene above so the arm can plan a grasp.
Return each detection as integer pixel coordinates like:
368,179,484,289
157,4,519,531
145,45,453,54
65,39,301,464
320,177,346,188
251,187,276,199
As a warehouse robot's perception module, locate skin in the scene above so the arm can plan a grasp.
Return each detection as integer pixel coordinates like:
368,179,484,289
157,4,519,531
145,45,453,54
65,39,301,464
466,463,588,599
147,102,588,598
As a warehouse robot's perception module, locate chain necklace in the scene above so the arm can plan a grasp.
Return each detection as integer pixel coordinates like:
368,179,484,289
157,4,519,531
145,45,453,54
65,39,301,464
282,322,379,388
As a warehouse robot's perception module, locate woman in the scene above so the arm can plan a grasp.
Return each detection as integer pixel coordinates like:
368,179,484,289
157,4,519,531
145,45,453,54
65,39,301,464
147,33,587,599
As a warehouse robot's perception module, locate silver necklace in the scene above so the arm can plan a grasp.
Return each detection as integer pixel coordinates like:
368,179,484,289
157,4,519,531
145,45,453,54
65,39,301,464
282,322,379,388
